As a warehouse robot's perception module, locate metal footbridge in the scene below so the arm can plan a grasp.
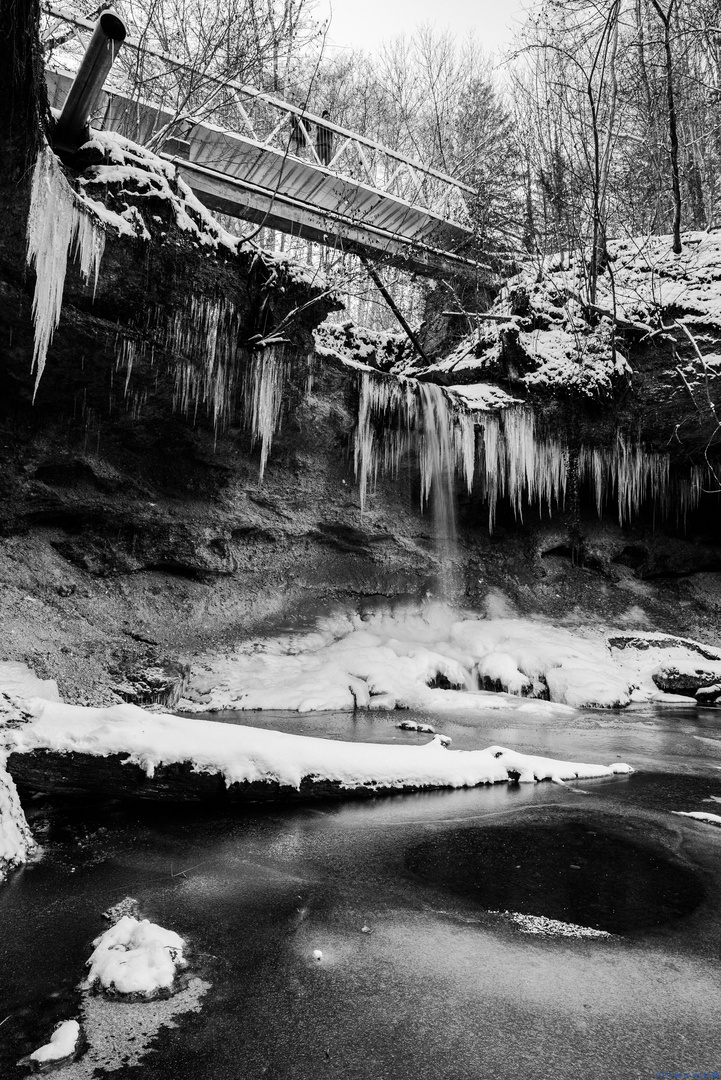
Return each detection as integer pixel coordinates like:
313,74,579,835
43,6,481,279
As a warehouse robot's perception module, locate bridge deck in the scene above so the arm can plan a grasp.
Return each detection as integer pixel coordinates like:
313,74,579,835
45,65,481,278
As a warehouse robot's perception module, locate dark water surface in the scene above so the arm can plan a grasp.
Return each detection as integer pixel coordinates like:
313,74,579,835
2,703,721,1079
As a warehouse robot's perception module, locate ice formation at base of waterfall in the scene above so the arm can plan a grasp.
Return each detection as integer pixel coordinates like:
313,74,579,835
353,368,708,528
26,146,106,397
176,605,721,714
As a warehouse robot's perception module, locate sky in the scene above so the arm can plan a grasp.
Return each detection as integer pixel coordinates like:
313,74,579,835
321,0,529,57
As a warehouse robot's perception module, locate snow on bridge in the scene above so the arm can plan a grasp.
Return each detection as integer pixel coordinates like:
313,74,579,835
43,5,482,279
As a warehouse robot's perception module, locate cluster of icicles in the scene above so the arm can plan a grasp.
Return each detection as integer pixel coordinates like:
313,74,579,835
25,146,287,479
26,147,105,399
116,297,288,481
22,147,712,516
354,370,709,529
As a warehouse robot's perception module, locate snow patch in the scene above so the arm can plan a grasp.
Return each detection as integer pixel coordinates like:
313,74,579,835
0,661,59,702
672,811,721,826
492,911,612,938
0,759,37,881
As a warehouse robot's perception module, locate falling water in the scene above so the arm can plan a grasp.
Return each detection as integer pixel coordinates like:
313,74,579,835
354,372,476,594
417,383,460,594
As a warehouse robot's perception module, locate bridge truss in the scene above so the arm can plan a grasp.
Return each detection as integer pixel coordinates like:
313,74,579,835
43,5,484,279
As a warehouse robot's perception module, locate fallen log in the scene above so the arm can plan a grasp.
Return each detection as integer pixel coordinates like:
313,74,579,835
7,748,451,804
2,696,633,806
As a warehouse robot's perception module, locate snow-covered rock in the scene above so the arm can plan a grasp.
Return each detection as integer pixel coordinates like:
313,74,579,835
28,1020,80,1065
652,660,721,695
83,916,186,997
696,684,721,705
0,761,36,881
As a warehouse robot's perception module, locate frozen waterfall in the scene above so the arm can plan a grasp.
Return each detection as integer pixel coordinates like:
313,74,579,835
354,369,706,530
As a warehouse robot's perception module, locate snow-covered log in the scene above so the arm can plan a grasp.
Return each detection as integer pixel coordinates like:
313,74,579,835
3,696,631,803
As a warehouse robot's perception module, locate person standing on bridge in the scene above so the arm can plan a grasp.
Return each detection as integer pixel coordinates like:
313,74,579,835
289,102,309,158
315,110,333,166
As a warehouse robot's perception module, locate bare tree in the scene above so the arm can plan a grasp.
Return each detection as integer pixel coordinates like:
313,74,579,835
649,0,682,252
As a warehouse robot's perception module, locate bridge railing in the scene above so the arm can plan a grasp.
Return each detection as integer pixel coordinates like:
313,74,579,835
42,4,476,229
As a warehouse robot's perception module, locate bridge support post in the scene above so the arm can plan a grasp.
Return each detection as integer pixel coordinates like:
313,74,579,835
359,256,429,364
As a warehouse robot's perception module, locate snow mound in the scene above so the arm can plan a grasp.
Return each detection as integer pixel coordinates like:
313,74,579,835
83,916,186,997
29,1019,80,1064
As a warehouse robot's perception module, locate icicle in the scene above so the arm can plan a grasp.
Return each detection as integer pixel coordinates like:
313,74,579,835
117,295,244,430
169,296,241,432
25,147,105,399
578,439,675,526
352,370,704,531
243,346,287,481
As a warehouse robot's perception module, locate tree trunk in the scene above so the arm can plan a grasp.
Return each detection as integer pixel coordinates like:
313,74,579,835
0,0,48,180
651,0,682,253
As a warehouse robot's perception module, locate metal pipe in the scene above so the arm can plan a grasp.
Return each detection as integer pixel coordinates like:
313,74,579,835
53,9,127,150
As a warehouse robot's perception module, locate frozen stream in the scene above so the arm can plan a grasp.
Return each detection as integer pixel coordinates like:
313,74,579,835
2,704,721,1079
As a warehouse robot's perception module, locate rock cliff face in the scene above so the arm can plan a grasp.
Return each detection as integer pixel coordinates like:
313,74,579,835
1,0,720,704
